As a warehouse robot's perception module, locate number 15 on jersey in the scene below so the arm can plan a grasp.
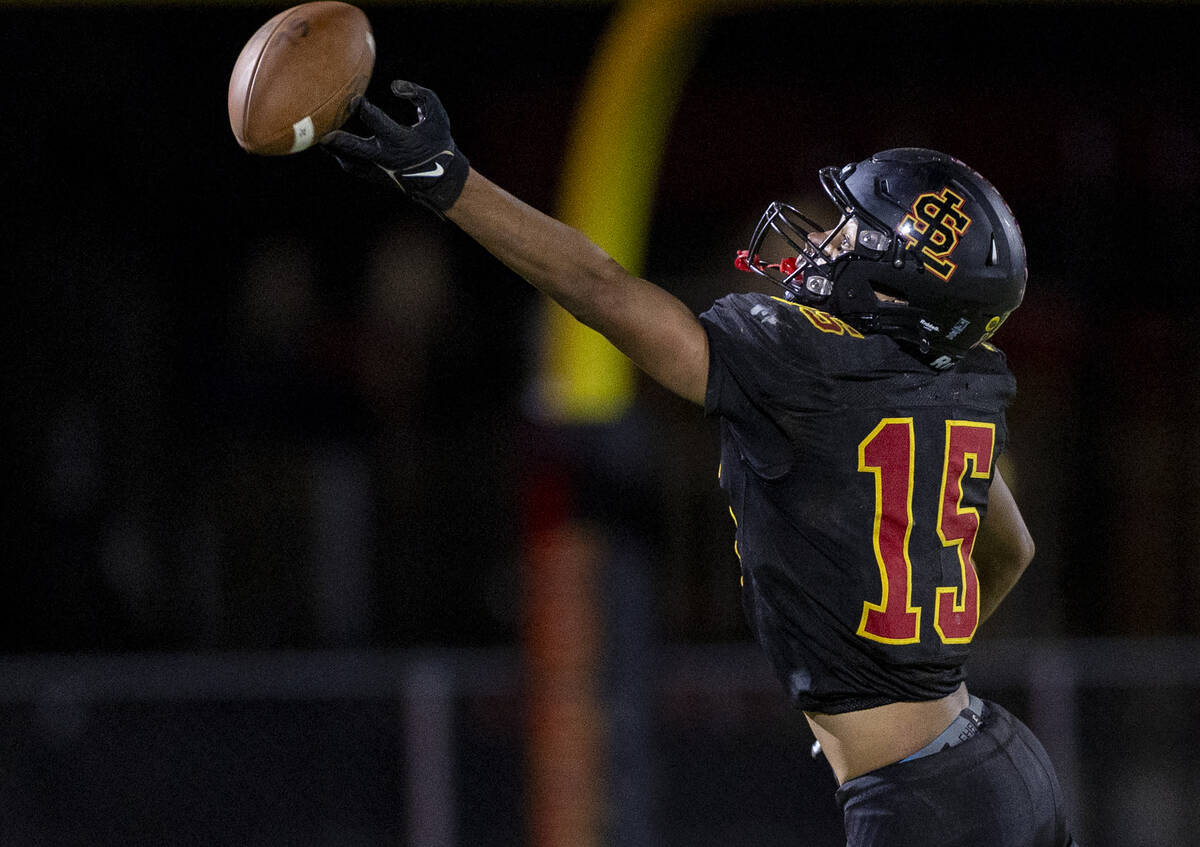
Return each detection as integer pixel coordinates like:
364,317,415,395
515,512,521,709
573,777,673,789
857,418,995,646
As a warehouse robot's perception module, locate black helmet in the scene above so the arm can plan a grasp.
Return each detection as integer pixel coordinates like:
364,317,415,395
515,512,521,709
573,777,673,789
736,148,1027,368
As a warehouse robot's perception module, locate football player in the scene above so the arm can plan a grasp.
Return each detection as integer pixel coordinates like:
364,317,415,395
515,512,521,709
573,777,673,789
321,80,1077,846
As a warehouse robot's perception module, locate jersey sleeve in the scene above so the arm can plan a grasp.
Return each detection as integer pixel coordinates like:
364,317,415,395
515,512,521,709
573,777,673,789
702,294,790,414
700,293,811,477
701,294,759,419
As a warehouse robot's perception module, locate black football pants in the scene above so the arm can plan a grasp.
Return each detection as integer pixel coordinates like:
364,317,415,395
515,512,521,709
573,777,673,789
835,699,1077,847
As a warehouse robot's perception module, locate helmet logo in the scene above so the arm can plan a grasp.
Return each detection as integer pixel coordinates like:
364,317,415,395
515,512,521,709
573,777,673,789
900,187,972,282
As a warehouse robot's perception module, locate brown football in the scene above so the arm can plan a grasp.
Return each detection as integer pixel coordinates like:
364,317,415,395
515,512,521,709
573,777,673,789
228,1,375,156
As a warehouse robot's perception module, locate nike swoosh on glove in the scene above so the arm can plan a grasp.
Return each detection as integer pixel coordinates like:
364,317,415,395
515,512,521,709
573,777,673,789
321,80,470,215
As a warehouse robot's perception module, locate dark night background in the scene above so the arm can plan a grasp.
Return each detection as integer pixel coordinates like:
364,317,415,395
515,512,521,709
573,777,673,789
3,2,1200,845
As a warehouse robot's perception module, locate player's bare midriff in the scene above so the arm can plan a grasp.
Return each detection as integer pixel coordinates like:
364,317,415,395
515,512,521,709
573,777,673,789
804,682,970,785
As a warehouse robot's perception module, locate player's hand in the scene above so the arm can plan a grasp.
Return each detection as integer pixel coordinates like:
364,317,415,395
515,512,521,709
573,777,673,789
321,80,470,215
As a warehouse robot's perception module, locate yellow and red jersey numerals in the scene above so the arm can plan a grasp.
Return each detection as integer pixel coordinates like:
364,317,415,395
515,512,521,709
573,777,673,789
856,418,994,646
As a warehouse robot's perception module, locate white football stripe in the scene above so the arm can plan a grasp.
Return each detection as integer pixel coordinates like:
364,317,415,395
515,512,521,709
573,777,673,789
290,116,316,153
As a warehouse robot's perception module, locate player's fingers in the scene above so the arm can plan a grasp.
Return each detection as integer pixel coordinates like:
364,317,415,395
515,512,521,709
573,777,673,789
389,79,426,103
319,128,379,160
389,80,445,126
352,96,412,139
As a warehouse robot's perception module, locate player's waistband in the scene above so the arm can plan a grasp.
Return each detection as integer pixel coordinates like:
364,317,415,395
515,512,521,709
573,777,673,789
899,694,985,763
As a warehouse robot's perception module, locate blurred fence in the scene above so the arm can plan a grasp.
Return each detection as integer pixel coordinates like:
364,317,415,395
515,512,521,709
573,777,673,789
2,638,1198,846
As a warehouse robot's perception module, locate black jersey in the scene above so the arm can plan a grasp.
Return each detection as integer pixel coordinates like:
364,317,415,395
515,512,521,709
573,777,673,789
700,292,1017,714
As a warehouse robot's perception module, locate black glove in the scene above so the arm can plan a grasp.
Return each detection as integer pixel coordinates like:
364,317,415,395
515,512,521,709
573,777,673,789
321,80,469,215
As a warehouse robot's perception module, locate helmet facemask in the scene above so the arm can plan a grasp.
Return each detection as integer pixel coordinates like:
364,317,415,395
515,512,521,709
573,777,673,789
735,195,909,326
736,203,894,298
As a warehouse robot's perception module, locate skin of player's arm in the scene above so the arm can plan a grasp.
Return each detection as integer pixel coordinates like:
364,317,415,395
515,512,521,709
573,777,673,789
445,168,710,407
973,468,1036,623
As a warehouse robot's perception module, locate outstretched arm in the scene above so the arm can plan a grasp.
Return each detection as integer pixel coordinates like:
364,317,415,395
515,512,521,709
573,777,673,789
322,81,709,407
974,469,1036,623
446,169,708,406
